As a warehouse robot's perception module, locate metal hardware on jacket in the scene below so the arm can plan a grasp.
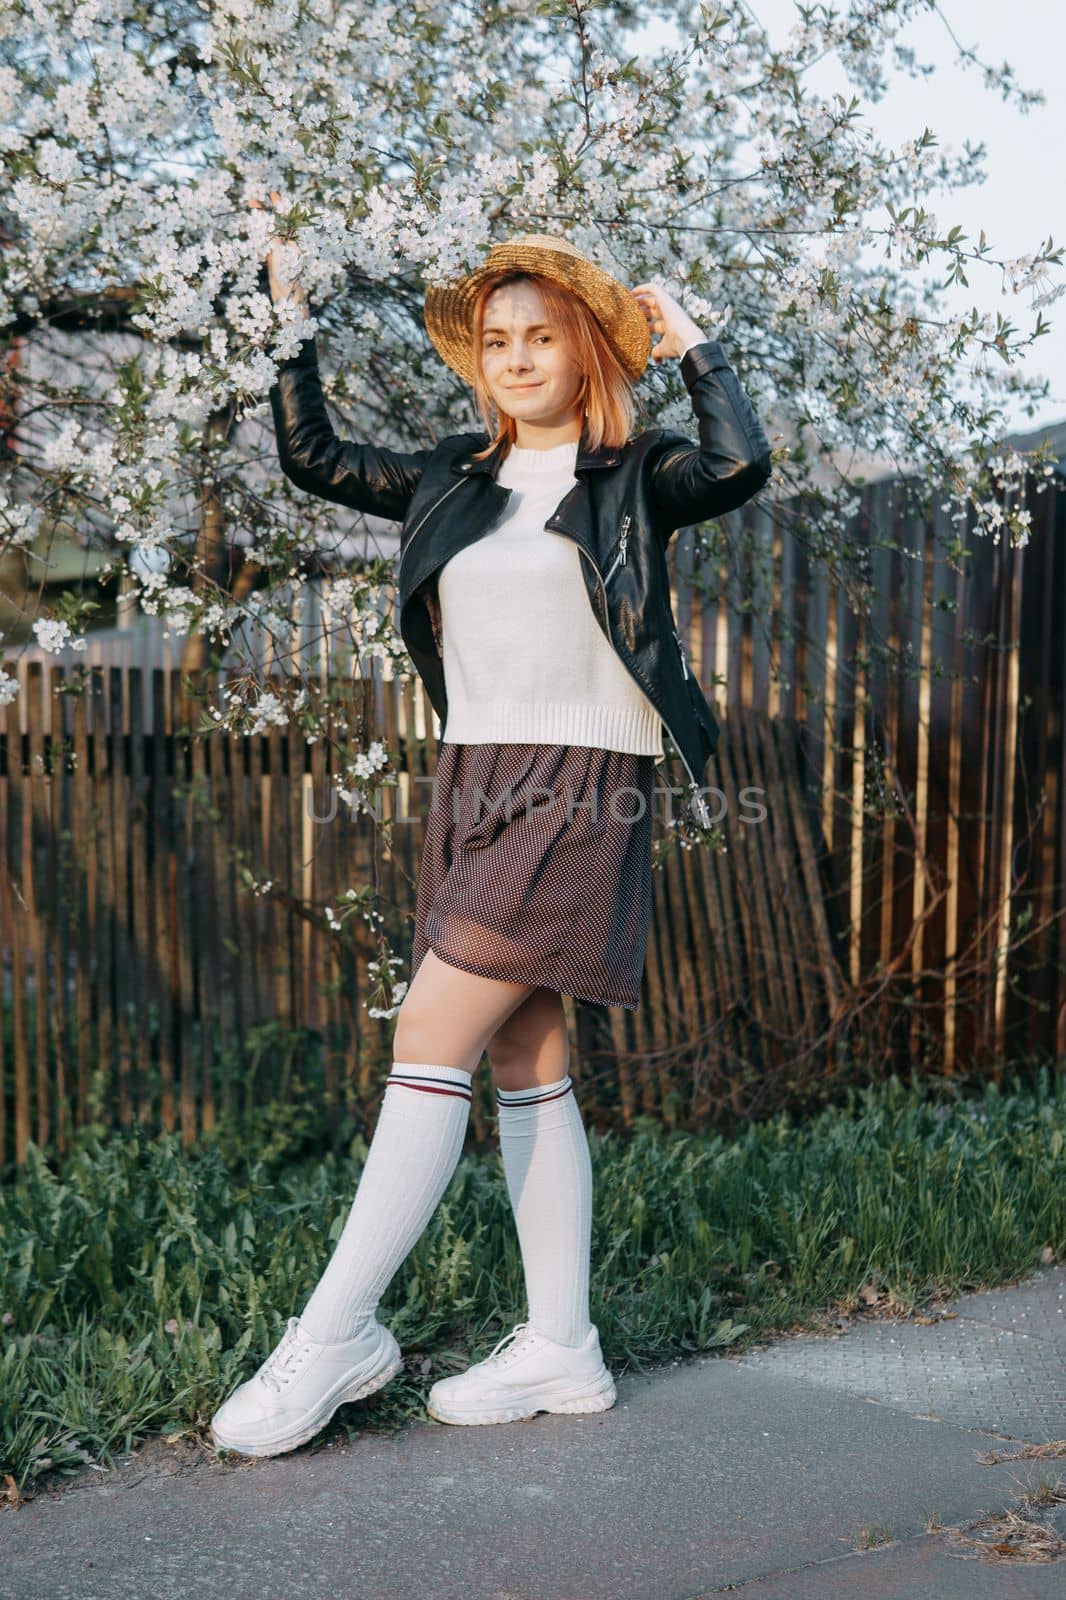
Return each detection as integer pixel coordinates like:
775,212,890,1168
269,331,773,826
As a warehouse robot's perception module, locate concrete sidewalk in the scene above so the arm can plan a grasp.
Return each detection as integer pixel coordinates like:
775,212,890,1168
2,1264,1063,1600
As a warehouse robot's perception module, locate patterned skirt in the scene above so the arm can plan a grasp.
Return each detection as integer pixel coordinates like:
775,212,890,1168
410,741,656,1010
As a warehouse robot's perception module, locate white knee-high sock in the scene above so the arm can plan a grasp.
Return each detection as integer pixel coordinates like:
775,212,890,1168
495,1074,593,1348
299,1062,472,1343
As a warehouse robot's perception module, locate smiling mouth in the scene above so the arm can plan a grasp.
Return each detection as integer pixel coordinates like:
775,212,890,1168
508,383,542,391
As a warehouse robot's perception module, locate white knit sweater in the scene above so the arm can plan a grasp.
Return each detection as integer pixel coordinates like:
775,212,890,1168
436,437,666,758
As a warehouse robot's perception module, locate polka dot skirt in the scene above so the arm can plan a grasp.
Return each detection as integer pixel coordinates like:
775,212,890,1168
410,741,656,1010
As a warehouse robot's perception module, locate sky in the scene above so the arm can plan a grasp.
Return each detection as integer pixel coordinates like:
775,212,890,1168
631,0,1065,438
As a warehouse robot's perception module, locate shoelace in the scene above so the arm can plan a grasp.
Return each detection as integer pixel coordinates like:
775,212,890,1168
485,1320,534,1367
258,1317,311,1393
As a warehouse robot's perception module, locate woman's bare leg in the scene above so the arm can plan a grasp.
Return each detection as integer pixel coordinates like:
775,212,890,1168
485,985,570,1091
392,946,541,1074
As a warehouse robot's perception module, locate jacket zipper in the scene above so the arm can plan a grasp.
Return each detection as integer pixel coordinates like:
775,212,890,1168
574,531,711,825
602,512,631,587
398,473,471,582
673,625,690,680
667,626,713,821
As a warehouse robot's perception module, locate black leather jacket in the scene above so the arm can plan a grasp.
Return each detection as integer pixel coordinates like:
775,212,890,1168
269,334,772,824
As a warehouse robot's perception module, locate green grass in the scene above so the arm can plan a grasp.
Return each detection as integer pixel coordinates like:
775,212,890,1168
1,1065,1063,1493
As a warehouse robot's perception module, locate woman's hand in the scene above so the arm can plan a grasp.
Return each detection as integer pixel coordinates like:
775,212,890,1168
250,191,309,312
631,281,706,362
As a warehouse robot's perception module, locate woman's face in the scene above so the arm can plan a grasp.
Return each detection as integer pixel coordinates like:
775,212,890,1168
479,280,584,432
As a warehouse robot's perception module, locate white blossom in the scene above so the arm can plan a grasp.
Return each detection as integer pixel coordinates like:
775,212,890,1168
33,618,86,653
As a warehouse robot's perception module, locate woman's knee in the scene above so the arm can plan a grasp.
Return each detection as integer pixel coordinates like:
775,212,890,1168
486,987,570,1086
391,990,476,1072
391,949,538,1072
484,1026,526,1075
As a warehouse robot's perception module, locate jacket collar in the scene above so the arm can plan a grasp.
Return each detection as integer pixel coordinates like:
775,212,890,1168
449,433,621,477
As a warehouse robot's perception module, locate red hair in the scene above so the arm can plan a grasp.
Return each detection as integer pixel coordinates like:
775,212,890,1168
468,271,640,461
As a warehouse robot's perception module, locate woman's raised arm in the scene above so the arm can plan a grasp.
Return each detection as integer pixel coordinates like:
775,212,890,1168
631,281,772,539
255,196,430,523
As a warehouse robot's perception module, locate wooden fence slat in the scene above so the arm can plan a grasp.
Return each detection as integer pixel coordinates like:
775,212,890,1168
907,512,935,1061
2,688,30,1163
747,714,801,1069
633,774,669,1113
107,666,134,1127
994,537,1025,1059
71,675,93,1125
941,535,965,1073
285,696,306,1063
341,668,362,1121
675,812,716,1080
714,721,762,1079
774,713,847,1012
175,672,199,1145
880,490,904,997
0,695,8,1163
309,678,337,1127
660,811,699,1106
89,670,114,1130
150,670,174,1131
26,663,50,1148
237,719,263,1064
194,670,220,1132
255,677,279,1105
698,763,747,1114
1021,478,1057,1055
47,667,70,1154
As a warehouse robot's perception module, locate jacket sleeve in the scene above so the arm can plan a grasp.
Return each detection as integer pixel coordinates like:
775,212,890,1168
268,333,430,523
647,340,772,538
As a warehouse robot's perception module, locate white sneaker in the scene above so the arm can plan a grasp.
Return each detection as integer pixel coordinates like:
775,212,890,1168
210,1315,403,1458
425,1320,616,1426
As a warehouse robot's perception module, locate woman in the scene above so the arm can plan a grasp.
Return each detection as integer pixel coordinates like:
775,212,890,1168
210,216,771,1457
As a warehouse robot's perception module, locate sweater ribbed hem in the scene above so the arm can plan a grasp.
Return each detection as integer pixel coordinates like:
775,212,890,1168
441,699,664,755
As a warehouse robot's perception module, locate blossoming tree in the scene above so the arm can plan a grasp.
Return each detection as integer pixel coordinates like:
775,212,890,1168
1,0,1060,1016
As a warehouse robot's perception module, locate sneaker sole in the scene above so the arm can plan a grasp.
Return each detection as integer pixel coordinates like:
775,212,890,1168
425,1369,617,1427
210,1338,405,1459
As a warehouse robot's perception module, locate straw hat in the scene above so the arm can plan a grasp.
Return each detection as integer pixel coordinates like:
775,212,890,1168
423,231,652,386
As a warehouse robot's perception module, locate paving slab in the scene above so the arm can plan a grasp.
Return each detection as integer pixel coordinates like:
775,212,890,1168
693,1529,1066,1599
728,1263,1066,1439
0,1264,1062,1600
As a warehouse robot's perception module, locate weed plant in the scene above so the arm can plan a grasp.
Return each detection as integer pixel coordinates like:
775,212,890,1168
1,1065,1062,1494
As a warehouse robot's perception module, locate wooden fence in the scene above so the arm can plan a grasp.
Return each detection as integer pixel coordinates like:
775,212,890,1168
2,464,1064,1161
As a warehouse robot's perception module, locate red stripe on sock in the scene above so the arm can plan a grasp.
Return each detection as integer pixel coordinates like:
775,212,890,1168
388,1080,471,1101
496,1083,573,1107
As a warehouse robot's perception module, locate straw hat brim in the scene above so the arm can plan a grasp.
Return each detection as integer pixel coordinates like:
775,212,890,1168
423,233,652,386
